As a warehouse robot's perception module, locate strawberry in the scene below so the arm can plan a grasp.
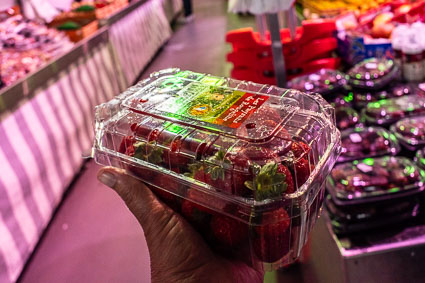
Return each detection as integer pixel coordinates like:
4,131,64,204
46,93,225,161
294,157,313,187
279,165,295,194
225,150,254,197
181,200,212,234
185,150,233,194
118,136,136,155
253,208,291,262
245,162,294,201
240,146,277,162
210,214,248,246
291,141,311,158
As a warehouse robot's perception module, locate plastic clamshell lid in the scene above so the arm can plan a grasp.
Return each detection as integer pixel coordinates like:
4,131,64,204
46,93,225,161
338,127,399,163
362,94,425,125
391,116,425,150
287,69,348,96
348,58,399,90
93,68,341,212
327,156,425,205
353,83,416,108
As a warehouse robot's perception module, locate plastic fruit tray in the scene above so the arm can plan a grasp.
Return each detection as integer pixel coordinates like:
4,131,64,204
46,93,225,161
327,156,425,206
362,94,425,126
338,126,399,163
391,116,425,151
325,194,420,235
92,69,341,270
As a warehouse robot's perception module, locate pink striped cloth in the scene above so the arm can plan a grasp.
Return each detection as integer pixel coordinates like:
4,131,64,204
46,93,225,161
0,0,177,281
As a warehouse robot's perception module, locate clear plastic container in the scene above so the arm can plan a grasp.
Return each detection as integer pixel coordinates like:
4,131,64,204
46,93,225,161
353,84,415,109
325,194,420,235
402,42,425,82
347,58,399,90
327,156,425,206
361,94,425,125
335,106,360,130
92,68,341,270
391,116,425,151
338,127,399,163
287,69,348,96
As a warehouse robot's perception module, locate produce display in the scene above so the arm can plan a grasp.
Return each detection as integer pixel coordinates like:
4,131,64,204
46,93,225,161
327,156,425,205
93,69,341,269
391,116,425,151
0,15,73,88
339,126,399,163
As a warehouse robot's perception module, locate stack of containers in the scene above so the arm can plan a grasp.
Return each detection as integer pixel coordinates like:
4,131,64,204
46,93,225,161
225,19,340,85
92,68,341,270
288,58,425,235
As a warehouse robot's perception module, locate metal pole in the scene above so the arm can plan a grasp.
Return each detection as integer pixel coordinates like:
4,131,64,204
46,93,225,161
256,15,267,42
266,13,286,87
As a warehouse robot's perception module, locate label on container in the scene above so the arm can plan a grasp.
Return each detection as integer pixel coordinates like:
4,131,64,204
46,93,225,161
157,82,269,129
214,92,269,128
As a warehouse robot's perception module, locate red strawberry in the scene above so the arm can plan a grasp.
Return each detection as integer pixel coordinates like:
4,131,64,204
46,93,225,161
278,165,295,194
118,136,135,155
253,208,291,262
181,200,212,234
295,158,313,187
149,175,182,212
186,151,233,194
226,151,254,197
240,146,277,162
210,214,248,246
291,141,311,158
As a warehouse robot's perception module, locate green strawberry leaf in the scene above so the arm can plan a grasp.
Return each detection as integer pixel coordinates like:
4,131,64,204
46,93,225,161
252,162,289,201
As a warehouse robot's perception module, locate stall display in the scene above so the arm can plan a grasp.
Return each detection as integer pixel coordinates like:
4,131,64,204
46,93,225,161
338,126,399,163
0,15,73,87
92,68,341,269
326,155,425,234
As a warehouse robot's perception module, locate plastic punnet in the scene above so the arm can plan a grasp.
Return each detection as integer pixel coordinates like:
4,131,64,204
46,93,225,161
92,68,341,270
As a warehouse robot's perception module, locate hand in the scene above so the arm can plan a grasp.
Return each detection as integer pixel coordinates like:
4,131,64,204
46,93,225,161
97,167,264,283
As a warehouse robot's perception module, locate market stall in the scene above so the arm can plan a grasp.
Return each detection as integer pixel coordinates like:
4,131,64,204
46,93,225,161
0,1,181,282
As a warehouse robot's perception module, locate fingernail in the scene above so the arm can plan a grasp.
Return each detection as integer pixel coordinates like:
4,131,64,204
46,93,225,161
98,171,117,188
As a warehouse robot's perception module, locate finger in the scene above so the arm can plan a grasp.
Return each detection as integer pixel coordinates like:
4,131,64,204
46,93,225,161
97,167,174,233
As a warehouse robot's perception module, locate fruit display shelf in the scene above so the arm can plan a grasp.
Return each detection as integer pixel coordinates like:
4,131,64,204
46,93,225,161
304,212,425,283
